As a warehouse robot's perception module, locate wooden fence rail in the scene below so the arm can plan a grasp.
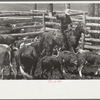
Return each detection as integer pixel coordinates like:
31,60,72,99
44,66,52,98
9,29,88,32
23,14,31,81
1,9,100,51
5,31,44,37
85,38,100,43
84,45,100,50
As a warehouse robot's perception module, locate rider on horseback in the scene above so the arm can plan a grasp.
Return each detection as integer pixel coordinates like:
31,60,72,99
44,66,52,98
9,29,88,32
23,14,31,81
64,8,73,31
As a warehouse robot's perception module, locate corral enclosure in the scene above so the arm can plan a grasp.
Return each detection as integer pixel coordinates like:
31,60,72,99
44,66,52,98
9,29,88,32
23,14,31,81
0,3,100,79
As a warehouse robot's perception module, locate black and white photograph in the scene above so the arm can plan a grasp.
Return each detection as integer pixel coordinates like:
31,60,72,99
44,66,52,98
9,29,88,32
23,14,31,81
0,2,100,80
0,1,100,99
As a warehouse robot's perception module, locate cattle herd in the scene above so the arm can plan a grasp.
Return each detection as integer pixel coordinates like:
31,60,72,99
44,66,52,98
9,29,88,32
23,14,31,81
0,14,100,80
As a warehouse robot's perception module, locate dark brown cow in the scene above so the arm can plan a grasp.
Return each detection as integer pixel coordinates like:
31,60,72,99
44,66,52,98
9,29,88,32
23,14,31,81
37,50,78,79
77,49,100,77
58,50,78,74
15,44,38,79
38,31,57,56
37,55,64,79
0,35,15,45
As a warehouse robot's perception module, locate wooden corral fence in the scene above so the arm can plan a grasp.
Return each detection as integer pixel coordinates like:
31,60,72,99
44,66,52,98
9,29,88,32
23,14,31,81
32,9,100,51
0,9,100,51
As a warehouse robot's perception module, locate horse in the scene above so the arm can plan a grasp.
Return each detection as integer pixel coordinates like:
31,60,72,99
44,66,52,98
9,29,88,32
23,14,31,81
38,22,87,56
64,22,87,53
53,22,87,53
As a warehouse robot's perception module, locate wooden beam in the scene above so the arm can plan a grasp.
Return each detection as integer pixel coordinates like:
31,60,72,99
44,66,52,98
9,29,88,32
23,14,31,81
86,23,100,27
85,38,100,43
86,16,100,21
88,30,100,34
84,45,100,50
12,25,43,30
0,17,32,20
0,11,31,13
3,31,44,37
45,27,59,31
45,21,60,26
0,13,43,17
72,18,82,22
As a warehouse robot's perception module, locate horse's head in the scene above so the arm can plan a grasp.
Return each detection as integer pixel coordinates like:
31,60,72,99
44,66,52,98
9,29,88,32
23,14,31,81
76,22,88,34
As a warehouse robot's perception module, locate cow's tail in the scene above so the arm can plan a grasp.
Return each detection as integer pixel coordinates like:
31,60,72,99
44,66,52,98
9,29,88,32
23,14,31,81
20,65,33,79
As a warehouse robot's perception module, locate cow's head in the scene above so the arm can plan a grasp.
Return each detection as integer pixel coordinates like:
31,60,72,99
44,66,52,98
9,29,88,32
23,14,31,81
70,56,78,66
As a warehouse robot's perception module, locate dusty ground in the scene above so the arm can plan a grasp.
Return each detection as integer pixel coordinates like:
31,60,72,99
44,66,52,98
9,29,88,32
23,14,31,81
1,61,100,80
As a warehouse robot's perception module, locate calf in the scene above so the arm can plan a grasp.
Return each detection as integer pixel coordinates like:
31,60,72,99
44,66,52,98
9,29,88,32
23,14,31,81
77,49,100,77
58,50,78,74
37,55,64,79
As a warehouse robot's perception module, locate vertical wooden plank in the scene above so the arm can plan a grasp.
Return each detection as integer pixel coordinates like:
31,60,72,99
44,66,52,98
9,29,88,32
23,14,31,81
43,13,45,32
65,3,70,9
34,4,37,10
88,4,95,38
47,4,53,16
30,10,34,21
81,12,86,49
88,4,95,17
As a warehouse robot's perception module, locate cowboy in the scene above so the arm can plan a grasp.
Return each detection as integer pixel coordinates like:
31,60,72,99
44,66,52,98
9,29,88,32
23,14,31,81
64,8,73,31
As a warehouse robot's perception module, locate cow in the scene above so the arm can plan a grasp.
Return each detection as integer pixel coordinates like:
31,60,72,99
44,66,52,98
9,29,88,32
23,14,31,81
58,50,78,74
0,44,16,79
38,31,57,56
37,55,65,79
15,44,38,79
77,49,100,77
0,35,15,45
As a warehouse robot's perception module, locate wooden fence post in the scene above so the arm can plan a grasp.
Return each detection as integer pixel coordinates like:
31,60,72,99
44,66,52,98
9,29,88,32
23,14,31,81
30,10,34,21
43,13,45,32
81,12,86,49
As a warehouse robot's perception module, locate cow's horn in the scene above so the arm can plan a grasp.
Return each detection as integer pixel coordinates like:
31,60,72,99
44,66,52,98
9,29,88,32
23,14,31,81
20,66,33,79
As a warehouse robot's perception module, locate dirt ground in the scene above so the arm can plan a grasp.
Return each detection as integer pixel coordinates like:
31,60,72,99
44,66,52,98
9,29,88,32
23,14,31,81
2,61,100,80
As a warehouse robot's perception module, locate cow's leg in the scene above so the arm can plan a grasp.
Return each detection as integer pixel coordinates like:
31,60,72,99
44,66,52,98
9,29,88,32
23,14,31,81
9,63,17,79
59,66,65,79
1,68,4,79
78,65,83,78
50,66,53,79
8,50,16,79
95,67,100,75
15,56,19,78
31,63,36,79
16,65,19,78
